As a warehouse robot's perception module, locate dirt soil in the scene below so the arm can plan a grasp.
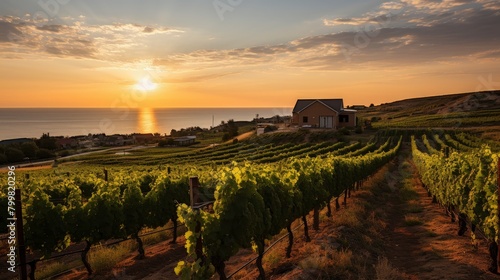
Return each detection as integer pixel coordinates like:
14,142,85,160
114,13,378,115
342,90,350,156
55,148,499,280
382,162,498,279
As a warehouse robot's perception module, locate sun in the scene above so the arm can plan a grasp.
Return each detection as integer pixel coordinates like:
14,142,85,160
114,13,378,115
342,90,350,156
135,76,157,91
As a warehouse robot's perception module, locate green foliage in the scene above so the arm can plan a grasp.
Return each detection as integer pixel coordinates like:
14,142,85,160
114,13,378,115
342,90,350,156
5,147,25,162
264,125,278,133
176,137,402,279
411,135,499,241
84,185,124,242
25,190,69,256
139,174,155,193
0,153,7,164
355,125,364,134
17,135,403,278
37,133,57,150
145,176,189,229
36,148,56,159
21,142,38,158
122,184,145,236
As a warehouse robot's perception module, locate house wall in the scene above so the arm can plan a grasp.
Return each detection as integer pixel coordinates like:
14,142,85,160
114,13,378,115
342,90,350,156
337,111,356,127
294,102,339,128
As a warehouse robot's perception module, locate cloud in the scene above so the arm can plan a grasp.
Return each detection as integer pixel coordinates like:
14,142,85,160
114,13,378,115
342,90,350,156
151,2,500,72
401,0,474,11
0,16,183,60
475,0,500,10
0,20,23,42
292,8,500,69
36,24,68,33
1,0,498,73
323,14,397,27
165,72,238,83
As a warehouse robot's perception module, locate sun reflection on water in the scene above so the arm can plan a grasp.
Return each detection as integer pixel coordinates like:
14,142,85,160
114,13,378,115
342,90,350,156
138,108,158,133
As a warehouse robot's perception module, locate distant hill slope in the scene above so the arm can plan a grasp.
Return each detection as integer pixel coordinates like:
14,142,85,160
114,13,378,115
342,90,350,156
361,90,499,118
357,90,500,140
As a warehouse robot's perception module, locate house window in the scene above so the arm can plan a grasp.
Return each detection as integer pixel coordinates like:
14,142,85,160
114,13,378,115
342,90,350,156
303,116,308,123
339,115,349,123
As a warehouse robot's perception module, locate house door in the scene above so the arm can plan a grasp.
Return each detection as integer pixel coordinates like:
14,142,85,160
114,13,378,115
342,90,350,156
319,116,333,128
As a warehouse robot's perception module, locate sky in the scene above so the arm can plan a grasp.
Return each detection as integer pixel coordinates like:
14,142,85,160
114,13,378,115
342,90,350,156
0,0,499,108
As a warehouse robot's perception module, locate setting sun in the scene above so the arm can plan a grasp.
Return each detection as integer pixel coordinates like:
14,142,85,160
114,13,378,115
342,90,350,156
135,77,157,92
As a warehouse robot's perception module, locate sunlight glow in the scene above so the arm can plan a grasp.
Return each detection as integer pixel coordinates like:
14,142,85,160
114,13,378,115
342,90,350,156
135,77,157,91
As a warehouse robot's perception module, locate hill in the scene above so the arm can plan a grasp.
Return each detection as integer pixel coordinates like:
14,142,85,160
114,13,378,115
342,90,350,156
358,90,500,140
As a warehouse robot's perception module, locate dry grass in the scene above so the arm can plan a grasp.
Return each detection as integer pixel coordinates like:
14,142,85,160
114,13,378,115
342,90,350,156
35,260,79,279
231,268,252,280
88,242,135,273
298,244,353,278
404,214,423,226
375,257,406,280
331,203,364,228
406,203,424,213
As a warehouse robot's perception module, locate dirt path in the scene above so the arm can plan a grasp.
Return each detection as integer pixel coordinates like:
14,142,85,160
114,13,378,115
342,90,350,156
381,150,498,280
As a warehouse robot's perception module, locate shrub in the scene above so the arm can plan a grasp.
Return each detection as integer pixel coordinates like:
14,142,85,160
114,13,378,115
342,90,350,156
298,128,310,134
59,150,70,157
264,125,278,133
5,147,25,163
36,148,55,159
338,127,350,135
21,142,38,158
355,125,364,134
0,154,7,164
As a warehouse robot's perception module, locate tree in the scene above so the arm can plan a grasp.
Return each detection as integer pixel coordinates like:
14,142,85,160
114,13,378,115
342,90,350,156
5,147,25,163
38,133,57,150
36,148,55,159
369,103,375,107
221,120,238,141
21,142,38,158
0,154,7,164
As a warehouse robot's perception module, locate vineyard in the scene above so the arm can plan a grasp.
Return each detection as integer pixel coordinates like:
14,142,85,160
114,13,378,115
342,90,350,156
1,129,500,279
410,132,500,272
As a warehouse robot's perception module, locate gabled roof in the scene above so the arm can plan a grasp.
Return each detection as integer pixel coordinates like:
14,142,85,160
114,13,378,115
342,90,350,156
292,99,344,113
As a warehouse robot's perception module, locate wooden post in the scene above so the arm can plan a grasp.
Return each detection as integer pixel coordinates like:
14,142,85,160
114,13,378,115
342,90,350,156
189,177,204,263
343,188,347,206
15,189,28,280
103,169,108,181
189,177,200,207
313,206,319,231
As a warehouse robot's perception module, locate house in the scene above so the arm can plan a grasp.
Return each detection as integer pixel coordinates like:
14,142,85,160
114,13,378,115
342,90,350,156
104,135,125,146
132,133,155,144
56,137,79,149
173,136,196,146
292,99,356,129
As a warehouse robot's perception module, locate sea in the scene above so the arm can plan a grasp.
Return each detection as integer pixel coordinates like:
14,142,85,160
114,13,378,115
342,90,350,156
0,107,292,140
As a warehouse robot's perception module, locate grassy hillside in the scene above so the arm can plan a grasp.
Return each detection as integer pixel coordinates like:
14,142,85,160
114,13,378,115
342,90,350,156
358,90,500,140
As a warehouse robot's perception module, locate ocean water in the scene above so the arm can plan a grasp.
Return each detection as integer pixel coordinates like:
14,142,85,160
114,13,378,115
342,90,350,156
0,107,292,140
